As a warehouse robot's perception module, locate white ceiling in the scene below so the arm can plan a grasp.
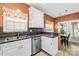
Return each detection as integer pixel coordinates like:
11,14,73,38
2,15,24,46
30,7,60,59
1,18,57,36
28,3,79,18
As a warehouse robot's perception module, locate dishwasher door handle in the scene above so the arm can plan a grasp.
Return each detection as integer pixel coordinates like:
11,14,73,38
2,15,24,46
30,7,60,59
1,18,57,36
34,39,37,40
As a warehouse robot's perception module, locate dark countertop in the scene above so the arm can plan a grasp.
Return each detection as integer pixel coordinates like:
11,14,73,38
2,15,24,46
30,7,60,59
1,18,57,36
41,34,58,38
0,36,31,44
0,32,58,44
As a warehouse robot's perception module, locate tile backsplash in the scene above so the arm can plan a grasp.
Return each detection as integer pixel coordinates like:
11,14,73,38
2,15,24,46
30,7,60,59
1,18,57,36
0,27,3,34
0,28,43,38
28,28,43,33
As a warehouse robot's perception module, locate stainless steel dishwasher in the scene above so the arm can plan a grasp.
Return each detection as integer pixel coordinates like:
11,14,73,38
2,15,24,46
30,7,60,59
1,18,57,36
31,35,41,55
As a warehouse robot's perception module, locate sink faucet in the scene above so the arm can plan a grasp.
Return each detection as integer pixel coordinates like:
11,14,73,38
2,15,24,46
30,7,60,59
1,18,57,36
17,32,20,39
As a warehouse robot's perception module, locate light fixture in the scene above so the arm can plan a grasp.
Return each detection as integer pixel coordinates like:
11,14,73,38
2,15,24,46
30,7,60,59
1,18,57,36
16,9,21,13
65,10,68,12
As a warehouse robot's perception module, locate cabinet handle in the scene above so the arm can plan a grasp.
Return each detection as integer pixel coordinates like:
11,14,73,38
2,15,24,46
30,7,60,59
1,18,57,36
0,46,1,51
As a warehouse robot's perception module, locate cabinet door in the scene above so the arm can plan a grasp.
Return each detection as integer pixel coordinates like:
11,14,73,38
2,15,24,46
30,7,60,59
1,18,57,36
2,46,19,56
29,7,44,28
46,37,58,55
37,12,44,28
41,36,45,50
45,38,53,55
41,36,58,55
41,36,54,55
0,45,2,56
52,37,58,55
2,41,20,56
41,36,48,52
20,39,31,56
29,7,37,27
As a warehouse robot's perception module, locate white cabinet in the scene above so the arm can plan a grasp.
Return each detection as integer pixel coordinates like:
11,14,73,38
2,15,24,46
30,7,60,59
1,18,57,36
2,41,20,56
0,45,2,56
29,7,44,28
19,39,31,56
46,38,54,55
1,39,31,56
41,36,48,52
41,36,53,55
2,46,19,56
51,37,58,55
41,36,58,55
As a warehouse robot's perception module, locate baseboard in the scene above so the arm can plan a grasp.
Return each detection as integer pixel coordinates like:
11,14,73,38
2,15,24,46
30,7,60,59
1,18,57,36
69,41,79,46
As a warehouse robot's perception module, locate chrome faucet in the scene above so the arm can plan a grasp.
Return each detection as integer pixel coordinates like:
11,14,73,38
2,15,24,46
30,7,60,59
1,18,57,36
17,32,20,39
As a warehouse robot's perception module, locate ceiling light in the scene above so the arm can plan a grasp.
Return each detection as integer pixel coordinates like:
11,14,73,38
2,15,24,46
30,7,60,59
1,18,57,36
65,10,68,12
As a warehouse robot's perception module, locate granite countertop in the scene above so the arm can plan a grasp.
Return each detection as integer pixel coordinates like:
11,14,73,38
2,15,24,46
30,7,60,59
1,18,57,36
41,34,58,38
27,32,58,38
0,35,31,44
0,32,58,44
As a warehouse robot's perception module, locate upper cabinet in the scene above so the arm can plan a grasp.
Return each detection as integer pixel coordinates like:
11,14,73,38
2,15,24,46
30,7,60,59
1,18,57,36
29,7,44,28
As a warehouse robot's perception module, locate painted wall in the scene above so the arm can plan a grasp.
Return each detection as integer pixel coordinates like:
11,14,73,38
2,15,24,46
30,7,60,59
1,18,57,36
54,12,79,32
0,16,3,27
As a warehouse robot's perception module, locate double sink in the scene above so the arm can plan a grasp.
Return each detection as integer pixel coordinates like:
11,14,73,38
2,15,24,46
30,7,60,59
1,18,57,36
0,35,30,44
0,33,58,44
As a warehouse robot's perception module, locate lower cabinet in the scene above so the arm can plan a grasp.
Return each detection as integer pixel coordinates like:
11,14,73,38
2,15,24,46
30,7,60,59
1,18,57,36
2,46,19,56
0,45,2,56
2,41,20,56
0,36,58,56
41,36,48,52
0,39,31,56
19,39,31,56
41,36,58,56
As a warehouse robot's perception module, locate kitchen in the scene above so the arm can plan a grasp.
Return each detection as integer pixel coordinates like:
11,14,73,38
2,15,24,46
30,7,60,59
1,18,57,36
0,3,79,56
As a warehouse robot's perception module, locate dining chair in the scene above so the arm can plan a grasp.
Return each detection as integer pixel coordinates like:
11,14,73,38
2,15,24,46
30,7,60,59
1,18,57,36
61,36,66,47
64,33,70,47
66,33,70,46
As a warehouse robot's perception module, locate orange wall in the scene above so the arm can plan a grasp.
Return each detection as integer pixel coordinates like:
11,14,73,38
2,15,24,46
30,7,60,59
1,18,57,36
0,16,3,27
0,3,29,28
54,12,79,32
44,14,54,31
0,3,29,15
44,14,54,22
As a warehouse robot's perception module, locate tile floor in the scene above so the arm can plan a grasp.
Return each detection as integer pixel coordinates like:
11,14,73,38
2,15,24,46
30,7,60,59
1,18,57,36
57,42,79,56
34,51,48,56
34,42,79,56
